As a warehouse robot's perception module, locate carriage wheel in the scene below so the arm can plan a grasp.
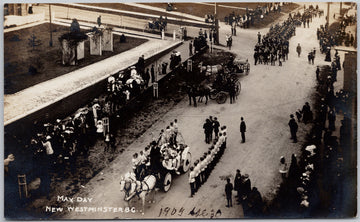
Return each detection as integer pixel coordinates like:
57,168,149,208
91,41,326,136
162,172,172,192
216,92,227,104
209,89,218,100
235,81,241,96
181,152,192,173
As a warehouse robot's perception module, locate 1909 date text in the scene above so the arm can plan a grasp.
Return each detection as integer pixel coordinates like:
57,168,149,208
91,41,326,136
158,207,222,218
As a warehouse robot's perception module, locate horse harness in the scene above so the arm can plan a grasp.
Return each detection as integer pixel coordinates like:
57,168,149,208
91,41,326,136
125,177,151,199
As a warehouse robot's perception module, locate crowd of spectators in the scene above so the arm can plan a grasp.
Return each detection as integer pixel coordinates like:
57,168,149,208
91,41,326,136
224,3,285,29
270,58,353,216
289,5,324,28
317,19,356,54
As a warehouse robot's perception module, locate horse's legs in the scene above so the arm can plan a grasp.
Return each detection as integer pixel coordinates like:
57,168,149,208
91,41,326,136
152,189,156,203
188,94,192,105
193,96,197,107
141,194,145,215
205,95,208,104
125,198,131,211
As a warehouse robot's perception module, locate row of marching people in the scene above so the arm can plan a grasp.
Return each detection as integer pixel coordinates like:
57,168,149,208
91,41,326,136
188,129,227,197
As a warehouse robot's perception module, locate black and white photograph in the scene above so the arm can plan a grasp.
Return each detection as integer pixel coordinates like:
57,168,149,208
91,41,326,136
2,1,357,220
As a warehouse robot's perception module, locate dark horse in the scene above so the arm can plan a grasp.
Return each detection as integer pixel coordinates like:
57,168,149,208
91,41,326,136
184,83,211,107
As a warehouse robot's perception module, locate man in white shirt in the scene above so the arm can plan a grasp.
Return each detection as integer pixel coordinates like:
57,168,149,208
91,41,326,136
193,160,201,192
188,167,196,197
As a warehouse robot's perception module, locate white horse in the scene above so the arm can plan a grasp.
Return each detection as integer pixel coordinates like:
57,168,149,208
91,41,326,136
119,174,157,215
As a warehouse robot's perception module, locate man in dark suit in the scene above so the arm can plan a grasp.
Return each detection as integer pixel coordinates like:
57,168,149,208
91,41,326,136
240,117,246,143
189,41,193,56
225,178,233,207
288,114,298,143
137,55,145,75
234,169,242,203
240,174,251,203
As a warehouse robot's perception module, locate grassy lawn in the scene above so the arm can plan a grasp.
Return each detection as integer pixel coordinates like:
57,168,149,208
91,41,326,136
4,23,148,94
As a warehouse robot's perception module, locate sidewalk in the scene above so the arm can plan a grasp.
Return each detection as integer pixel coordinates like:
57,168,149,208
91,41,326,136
124,3,205,22
4,39,183,125
195,2,247,11
61,3,207,26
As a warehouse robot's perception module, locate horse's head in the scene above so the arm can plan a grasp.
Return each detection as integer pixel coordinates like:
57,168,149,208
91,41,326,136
120,177,133,198
119,177,125,191
124,180,132,193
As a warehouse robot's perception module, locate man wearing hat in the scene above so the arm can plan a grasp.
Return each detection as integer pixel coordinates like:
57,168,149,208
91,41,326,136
240,174,251,202
302,102,311,124
288,114,298,143
234,169,242,203
315,66,320,82
296,43,301,57
225,178,233,207
188,166,196,197
240,117,246,143
137,55,145,75
193,160,201,192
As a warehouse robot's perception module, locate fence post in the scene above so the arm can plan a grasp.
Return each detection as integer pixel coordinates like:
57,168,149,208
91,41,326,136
102,117,109,137
153,82,159,98
187,59,193,72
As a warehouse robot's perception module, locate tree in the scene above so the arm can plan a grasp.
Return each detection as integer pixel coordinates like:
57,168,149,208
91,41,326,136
28,33,42,51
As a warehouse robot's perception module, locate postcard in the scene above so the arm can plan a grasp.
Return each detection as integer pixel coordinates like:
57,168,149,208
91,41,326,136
3,1,357,220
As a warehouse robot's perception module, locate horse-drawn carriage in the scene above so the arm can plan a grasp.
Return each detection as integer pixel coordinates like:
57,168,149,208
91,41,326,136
144,19,167,32
200,56,250,77
119,133,191,214
209,74,241,104
196,57,247,104
228,58,250,75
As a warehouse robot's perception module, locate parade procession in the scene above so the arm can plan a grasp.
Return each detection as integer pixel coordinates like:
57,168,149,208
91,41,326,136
3,1,357,220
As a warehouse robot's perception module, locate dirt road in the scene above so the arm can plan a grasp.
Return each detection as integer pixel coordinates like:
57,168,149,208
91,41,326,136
52,3,346,219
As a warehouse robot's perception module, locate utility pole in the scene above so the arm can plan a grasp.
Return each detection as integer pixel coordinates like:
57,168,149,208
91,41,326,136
326,2,330,25
214,2,219,45
49,4,53,47
340,2,342,15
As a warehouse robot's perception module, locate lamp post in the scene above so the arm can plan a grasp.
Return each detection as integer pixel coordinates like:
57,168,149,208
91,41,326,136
339,2,342,15
214,2,219,45
326,2,330,25
49,4,53,47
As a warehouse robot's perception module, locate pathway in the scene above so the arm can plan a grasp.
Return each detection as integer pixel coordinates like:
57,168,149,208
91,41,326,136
4,39,182,125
